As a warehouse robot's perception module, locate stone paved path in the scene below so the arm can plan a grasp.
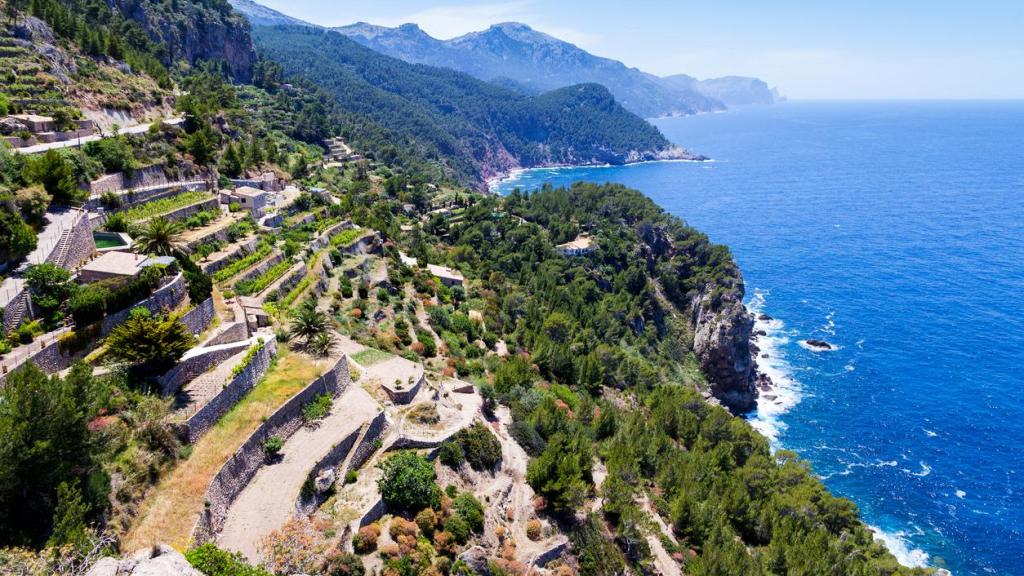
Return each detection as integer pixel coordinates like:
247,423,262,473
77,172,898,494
218,385,381,562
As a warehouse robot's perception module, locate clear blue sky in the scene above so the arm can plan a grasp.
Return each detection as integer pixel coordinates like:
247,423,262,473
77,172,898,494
257,0,1024,100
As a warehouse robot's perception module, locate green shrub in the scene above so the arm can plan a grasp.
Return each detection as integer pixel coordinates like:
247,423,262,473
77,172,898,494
451,423,501,471
301,392,332,423
437,441,465,469
69,285,110,326
323,551,365,576
414,329,436,357
186,543,272,576
376,451,438,514
263,436,283,455
443,514,470,544
452,492,484,534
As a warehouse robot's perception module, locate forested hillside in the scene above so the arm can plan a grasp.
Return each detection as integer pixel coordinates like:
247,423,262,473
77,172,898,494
252,25,696,187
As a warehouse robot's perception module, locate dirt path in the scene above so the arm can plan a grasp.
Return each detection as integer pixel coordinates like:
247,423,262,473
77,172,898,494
217,385,381,562
639,494,682,576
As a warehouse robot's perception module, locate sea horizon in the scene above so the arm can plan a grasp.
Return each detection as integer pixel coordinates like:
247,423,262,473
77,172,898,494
496,100,1024,576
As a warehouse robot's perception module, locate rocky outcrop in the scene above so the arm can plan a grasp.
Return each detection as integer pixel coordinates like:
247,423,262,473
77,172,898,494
110,0,256,82
691,288,758,414
86,544,202,576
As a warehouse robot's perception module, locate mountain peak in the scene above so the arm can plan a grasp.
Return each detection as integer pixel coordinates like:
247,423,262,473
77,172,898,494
489,21,534,32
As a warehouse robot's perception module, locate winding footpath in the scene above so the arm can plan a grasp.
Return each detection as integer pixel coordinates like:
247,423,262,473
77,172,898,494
217,385,381,562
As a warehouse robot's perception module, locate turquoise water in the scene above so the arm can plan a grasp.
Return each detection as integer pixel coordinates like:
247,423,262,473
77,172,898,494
494,101,1024,575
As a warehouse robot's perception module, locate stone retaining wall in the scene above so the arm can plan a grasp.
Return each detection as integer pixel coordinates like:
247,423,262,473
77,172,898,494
201,237,258,275
180,297,216,336
87,180,210,212
294,425,363,517
141,197,219,225
206,321,249,347
1,283,32,334
309,221,354,252
233,250,284,286
258,261,306,303
100,274,186,336
191,353,352,544
157,340,252,396
0,328,80,384
180,338,277,444
48,211,95,272
382,372,425,405
340,233,381,256
88,165,170,197
345,411,388,475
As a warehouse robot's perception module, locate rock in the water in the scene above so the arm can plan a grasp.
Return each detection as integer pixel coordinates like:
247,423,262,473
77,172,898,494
755,329,767,336
758,313,773,321
86,545,204,576
803,339,833,350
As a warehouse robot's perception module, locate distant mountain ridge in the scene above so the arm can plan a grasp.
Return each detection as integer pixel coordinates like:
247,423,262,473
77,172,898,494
332,21,727,118
227,0,780,117
252,25,700,187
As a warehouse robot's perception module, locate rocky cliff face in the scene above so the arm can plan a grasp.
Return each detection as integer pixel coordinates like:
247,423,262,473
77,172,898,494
111,0,256,82
690,283,758,413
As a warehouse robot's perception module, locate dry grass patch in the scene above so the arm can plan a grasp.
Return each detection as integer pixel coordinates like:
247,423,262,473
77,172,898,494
123,348,325,551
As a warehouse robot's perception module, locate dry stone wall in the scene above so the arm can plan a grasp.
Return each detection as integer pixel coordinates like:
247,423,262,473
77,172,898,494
181,338,277,443
180,297,216,336
192,353,352,544
100,274,186,336
49,211,96,271
201,237,258,275
157,340,252,396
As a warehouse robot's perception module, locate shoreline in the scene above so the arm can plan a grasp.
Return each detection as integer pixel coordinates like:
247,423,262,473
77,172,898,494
744,292,938,572
486,155,713,193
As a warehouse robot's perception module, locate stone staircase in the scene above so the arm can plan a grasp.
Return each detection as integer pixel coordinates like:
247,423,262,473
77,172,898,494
50,226,74,268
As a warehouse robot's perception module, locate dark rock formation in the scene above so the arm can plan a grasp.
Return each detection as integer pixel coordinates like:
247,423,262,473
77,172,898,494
691,289,758,413
111,0,256,82
804,339,833,351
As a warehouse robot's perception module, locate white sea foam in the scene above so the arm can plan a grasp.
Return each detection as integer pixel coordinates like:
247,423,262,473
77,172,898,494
746,289,802,447
956,489,967,499
904,461,933,477
747,290,937,571
870,526,931,568
923,428,938,437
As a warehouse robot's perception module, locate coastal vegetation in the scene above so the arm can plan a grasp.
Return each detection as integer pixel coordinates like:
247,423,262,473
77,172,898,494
252,25,680,187
0,0,938,573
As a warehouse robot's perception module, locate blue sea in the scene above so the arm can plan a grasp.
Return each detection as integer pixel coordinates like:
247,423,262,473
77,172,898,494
494,101,1024,576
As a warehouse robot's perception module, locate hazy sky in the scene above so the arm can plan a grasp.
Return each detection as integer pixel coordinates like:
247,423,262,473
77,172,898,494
256,0,1024,100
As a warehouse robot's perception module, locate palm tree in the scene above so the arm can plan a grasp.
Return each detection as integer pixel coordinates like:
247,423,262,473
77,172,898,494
133,216,187,257
289,300,329,345
308,332,336,358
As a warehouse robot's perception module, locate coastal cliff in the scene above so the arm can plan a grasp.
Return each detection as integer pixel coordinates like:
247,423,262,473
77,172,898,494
691,287,758,413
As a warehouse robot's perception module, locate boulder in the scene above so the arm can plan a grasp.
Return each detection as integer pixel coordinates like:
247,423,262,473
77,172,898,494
86,545,204,576
458,545,491,575
0,118,27,136
314,468,336,495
